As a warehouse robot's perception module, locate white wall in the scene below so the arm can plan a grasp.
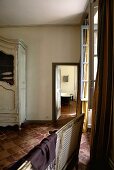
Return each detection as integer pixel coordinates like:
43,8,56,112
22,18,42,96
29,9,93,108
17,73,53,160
60,66,77,100
0,26,80,120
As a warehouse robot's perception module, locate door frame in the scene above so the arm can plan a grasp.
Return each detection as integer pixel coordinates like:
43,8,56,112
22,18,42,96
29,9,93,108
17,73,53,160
52,62,80,121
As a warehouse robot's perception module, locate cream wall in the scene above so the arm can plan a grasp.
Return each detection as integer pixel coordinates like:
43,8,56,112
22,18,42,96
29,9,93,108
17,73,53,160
0,26,80,120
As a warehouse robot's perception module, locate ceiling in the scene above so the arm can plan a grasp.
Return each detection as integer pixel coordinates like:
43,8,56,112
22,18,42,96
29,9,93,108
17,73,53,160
0,0,89,26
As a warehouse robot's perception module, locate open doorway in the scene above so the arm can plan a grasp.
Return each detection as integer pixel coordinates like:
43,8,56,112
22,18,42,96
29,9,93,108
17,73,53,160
52,63,79,121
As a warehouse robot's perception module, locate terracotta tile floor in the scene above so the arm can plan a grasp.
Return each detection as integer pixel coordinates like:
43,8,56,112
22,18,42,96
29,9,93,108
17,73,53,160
0,116,75,169
0,124,90,170
0,102,90,170
78,131,90,170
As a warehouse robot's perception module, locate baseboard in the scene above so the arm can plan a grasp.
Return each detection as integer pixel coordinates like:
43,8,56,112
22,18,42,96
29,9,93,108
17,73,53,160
23,120,52,124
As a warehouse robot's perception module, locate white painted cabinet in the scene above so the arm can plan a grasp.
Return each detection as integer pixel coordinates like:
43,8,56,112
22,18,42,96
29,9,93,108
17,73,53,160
0,36,27,127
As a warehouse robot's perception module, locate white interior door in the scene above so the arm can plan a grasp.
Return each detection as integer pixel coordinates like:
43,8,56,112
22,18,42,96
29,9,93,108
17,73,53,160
55,66,61,119
74,66,78,100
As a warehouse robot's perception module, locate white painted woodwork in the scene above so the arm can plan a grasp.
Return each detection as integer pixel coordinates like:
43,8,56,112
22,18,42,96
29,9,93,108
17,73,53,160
56,66,61,120
0,36,27,127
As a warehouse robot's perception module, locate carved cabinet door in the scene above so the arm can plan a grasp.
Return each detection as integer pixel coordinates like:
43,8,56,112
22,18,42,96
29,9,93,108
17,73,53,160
0,41,17,114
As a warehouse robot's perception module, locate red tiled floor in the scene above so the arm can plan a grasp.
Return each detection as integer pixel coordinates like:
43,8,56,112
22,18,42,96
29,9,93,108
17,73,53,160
0,116,75,169
79,132,90,165
0,105,90,170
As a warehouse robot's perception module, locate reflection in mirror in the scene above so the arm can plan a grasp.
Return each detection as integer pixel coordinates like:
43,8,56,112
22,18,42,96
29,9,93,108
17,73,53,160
0,51,14,85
